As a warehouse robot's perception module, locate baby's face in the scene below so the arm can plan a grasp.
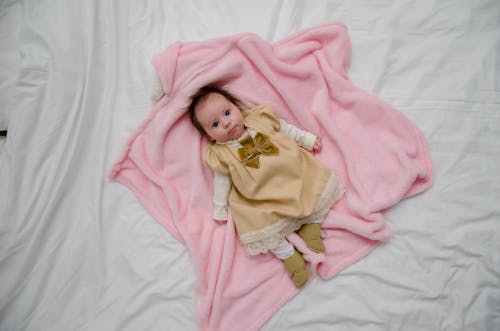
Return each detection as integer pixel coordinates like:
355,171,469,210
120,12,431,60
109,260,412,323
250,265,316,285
194,93,246,142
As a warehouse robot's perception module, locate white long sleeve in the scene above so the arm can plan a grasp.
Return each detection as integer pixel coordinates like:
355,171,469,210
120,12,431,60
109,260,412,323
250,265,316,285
279,119,317,151
212,172,231,221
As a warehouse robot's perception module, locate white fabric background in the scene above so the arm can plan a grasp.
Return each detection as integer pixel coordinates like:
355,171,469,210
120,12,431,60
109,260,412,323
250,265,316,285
1,1,499,330
0,0,22,150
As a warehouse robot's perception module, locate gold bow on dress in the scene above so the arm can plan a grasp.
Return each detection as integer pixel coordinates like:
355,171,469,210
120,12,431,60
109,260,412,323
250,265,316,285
237,132,279,168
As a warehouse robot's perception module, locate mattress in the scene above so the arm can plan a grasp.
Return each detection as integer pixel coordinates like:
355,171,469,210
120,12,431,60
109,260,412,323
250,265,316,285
1,1,499,330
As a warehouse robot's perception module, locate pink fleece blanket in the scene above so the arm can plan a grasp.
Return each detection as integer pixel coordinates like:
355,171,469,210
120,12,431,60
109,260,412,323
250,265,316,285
110,22,433,331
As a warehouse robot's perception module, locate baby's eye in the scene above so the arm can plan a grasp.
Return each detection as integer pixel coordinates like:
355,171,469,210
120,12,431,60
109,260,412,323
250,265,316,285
212,121,219,128
225,109,231,116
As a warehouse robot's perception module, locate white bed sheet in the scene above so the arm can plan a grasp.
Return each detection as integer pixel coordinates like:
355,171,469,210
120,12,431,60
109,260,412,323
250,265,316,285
1,1,499,330
0,0,22,131
0,0,22,155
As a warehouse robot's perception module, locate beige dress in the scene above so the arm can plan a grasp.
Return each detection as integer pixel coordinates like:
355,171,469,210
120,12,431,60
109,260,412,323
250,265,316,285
204,105,344,255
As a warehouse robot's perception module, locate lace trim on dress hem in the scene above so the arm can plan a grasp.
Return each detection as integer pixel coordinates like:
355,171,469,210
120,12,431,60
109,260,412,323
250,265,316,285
240,174,345,256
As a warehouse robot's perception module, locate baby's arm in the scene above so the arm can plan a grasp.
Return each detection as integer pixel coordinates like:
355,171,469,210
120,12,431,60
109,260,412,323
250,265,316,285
213,172,231,221
279,119,320,152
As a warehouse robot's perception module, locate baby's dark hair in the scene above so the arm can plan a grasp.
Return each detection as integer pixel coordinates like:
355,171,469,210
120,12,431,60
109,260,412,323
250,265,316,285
188,83,245,135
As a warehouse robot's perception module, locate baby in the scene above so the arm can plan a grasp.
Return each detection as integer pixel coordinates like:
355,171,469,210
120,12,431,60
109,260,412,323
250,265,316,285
188,84,344,288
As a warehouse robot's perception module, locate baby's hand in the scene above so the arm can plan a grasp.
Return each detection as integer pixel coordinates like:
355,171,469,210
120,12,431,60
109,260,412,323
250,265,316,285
313,138,322,153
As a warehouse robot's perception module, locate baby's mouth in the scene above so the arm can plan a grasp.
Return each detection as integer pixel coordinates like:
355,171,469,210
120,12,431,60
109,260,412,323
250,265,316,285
228,126,238,136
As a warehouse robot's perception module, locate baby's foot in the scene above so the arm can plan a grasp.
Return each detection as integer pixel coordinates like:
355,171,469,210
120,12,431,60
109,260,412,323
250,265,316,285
283,249,308,288
297,223,325,253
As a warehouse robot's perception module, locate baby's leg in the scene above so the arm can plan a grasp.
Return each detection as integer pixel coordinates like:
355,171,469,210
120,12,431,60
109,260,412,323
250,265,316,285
297,223,325,253
271,240,308,288
270,239,294,259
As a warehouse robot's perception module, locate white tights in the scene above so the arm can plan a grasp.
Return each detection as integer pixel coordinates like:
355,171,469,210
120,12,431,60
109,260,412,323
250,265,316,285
270,239,295,260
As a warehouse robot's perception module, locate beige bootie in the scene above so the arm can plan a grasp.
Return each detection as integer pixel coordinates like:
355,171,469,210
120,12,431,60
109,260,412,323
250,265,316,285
283,249,308,288
297,223,325,253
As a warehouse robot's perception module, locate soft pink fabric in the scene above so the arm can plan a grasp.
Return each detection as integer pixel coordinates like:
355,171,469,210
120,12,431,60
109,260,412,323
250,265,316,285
110,22,433,331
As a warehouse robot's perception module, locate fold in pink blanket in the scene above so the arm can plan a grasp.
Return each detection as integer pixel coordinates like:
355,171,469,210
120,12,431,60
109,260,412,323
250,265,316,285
110,22,433,331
